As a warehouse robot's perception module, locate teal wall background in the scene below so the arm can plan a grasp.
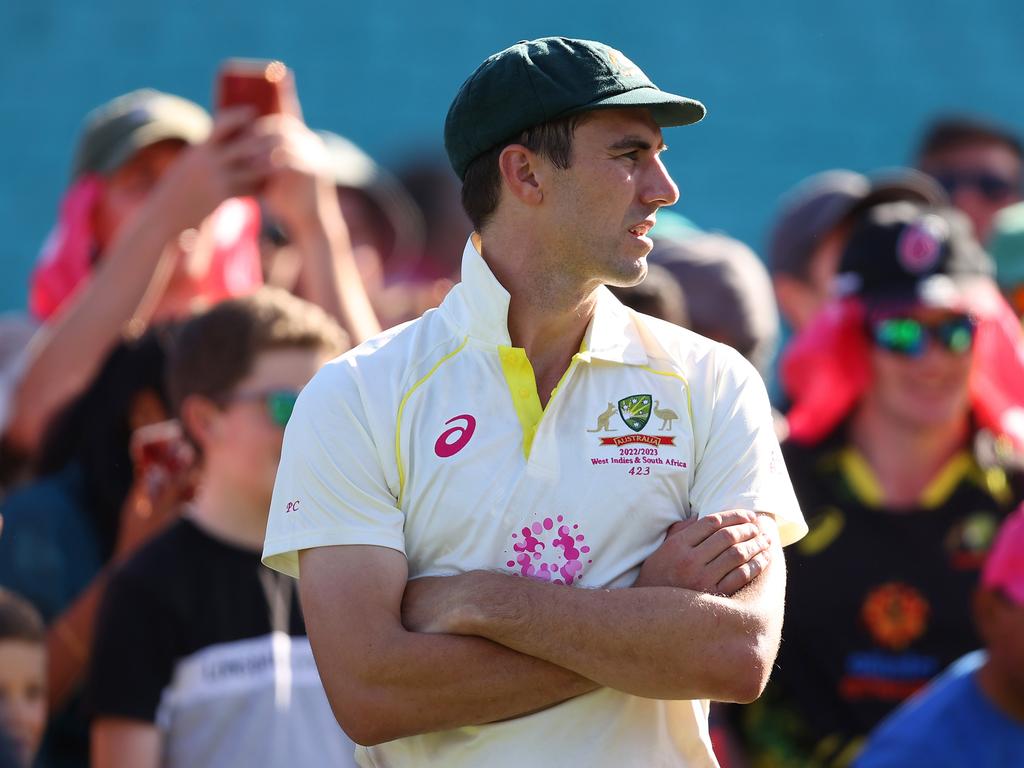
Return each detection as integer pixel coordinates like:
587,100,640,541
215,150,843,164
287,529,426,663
2,1,1023,312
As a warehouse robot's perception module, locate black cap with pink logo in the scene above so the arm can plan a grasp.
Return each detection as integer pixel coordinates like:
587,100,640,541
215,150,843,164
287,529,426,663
834,201,993,310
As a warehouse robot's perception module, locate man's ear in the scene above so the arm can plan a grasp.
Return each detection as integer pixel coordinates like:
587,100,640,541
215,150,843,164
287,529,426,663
179,395,221,452
498,144,545,206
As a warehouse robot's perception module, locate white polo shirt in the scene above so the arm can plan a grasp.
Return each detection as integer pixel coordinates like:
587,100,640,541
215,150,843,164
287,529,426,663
264,237,806,768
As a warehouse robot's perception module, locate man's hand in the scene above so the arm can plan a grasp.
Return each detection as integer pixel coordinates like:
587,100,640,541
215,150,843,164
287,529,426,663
401,574,477,634
256,114,339,238
634,510,771,595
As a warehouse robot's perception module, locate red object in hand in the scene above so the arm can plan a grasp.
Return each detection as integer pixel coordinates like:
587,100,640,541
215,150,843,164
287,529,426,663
216,59,293,117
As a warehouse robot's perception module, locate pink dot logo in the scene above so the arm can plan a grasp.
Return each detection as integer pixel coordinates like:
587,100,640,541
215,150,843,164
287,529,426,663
505,516,592,585
434,414,476,458
898,216,948,274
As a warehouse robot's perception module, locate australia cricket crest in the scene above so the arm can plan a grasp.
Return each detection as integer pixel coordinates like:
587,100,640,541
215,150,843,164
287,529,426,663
618,394,652,432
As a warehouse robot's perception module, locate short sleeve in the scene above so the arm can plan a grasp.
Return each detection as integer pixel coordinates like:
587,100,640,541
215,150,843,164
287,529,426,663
262,359,406,578
88,561,178,722
690,347,807,547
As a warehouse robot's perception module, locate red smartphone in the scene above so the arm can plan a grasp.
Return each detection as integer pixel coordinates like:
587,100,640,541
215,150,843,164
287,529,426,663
215,58,295,116
130,420,194,479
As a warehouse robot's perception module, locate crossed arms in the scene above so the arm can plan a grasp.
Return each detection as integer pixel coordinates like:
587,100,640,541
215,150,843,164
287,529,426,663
298,510,785,746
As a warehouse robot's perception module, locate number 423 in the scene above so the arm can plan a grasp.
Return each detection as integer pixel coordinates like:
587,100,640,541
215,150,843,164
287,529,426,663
628,466,650,476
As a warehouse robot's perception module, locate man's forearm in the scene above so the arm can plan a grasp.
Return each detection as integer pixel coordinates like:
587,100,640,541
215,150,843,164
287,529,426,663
446,540,785,703
318,623,597,744
291,188,381,344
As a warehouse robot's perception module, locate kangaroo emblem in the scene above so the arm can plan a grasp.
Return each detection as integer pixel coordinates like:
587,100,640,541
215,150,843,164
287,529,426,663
587,402,618,432
653,400,678,430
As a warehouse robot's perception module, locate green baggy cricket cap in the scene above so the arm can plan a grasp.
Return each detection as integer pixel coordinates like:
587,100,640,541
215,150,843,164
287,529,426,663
71,89,212,180
445,37,706,180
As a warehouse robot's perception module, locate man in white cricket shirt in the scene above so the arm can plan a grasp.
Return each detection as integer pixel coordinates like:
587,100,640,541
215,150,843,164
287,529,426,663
263,36,808,767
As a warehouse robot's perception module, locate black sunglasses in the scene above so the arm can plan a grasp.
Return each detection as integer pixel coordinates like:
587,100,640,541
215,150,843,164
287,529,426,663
933,170,1017,203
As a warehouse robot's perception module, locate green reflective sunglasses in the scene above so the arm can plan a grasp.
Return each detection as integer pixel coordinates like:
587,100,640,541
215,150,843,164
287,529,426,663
222,389,299,427
868,315,977,358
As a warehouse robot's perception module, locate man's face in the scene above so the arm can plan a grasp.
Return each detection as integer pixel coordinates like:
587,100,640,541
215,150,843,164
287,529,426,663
540,108,680,287
921,143,1022,243
91,139,187,252
861,306,974,431
0,640,46,768
203,347,329,508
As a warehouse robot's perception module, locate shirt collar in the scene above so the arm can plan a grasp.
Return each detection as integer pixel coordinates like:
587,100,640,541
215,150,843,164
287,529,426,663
441,235,649,366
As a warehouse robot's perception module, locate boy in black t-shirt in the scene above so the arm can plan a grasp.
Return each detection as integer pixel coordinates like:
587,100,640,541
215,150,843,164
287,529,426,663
88,288,357,768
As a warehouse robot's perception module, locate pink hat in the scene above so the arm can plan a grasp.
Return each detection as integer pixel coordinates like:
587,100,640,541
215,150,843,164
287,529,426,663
982,505,1024,605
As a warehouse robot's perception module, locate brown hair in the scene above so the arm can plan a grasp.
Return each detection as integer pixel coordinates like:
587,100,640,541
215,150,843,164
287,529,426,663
0,589,45,645
167,287,349,413
917,116,1023,165
461,113,589,230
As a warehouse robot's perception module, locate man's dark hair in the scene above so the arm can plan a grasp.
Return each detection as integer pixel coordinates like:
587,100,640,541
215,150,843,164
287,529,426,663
917,116,1024,164
0,588,45,644
461,114,588,230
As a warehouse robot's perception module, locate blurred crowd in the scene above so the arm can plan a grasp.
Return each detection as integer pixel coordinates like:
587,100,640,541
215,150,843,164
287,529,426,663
0,73,1022,768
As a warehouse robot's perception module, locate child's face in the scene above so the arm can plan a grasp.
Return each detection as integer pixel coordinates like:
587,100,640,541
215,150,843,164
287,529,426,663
204,347,329,508
0,640,46,768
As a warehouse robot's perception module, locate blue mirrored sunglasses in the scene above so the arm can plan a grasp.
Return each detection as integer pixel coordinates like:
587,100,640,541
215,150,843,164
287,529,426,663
868,315,977,358
221,389,299,427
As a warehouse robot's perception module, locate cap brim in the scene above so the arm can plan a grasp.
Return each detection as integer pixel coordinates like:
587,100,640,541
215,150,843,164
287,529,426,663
94,120,211,176
864,275,970,313
572,86,706,127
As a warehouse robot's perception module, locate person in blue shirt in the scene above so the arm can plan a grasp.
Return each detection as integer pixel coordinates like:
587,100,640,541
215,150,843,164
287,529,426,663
855,506,1024,767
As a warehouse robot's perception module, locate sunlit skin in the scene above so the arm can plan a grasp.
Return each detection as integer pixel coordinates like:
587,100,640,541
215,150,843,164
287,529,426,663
860,307,974,431
532,108,680,293
90,139,221,319
921,143,1022,243
0,641,47,768
91,140,187,252
482,108,680,402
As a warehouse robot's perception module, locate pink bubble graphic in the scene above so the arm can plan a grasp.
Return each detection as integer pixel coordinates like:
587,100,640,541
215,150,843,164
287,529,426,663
506,516,590,585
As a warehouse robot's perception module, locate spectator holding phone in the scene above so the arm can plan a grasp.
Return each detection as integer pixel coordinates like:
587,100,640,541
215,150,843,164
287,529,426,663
6,77,379,458
89,288,355,768
735,202,1024,765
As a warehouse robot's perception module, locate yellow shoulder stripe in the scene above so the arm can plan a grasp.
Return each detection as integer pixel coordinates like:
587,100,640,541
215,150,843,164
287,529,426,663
395,337,469,505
